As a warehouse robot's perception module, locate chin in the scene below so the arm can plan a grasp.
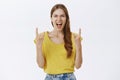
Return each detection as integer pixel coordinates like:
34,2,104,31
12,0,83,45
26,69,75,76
56,29,62,32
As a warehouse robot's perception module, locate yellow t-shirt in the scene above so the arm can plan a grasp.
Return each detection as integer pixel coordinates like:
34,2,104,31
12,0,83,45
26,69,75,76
34,32,82,74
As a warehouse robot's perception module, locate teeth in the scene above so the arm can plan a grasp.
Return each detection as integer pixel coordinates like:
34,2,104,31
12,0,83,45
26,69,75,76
58,23,62,24
57,22,62,24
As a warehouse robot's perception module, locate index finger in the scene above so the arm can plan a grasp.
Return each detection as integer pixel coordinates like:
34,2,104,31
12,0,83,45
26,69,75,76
79,28,81,36
36,27,38,36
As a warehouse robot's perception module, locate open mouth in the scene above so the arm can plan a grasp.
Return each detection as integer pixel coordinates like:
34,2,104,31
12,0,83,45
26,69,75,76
56,23,62,29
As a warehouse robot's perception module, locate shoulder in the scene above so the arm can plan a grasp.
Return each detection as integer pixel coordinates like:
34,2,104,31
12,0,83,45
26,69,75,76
47,31,55,38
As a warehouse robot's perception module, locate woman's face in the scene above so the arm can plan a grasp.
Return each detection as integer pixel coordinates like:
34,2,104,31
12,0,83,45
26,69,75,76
51,8,66,31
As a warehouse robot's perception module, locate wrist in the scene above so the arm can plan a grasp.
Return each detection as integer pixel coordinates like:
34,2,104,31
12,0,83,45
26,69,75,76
76,44,82,50
36,44,42,49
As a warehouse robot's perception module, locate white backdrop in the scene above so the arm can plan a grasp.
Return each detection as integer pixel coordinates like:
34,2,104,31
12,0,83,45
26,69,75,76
0,0,120,80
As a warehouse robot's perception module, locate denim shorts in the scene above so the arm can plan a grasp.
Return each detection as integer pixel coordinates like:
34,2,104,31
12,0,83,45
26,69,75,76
45,73,76,80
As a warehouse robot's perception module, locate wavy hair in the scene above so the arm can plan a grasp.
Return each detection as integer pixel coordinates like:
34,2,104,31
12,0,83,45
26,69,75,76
50,4,73,58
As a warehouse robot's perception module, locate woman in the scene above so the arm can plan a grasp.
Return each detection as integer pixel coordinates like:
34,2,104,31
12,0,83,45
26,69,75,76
35,4,82,80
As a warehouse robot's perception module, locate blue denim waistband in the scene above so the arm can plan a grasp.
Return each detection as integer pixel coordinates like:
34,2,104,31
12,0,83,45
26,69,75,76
47,73,73,78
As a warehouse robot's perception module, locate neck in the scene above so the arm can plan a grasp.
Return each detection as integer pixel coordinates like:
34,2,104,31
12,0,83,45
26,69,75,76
52,29,64,38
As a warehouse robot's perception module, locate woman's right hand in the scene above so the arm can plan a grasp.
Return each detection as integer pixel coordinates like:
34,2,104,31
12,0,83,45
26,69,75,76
35,28,45,68
35,28,44,48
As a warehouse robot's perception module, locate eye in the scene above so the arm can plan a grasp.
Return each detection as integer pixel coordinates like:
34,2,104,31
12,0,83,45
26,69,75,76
53,15,57,17
61,15,65,17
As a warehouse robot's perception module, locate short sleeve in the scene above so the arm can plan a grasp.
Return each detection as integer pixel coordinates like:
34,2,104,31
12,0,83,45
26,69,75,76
80,36,83,41
34,39,36,44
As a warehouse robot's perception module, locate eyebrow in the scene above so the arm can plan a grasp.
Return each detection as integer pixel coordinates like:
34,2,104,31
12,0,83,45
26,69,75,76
53,14,65,16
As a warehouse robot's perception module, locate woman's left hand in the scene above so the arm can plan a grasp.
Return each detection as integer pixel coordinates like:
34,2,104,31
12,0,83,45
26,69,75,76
74,28,82,69
74,28,82,46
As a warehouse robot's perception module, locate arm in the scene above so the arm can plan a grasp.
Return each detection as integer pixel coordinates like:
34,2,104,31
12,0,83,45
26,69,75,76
75,39,82,69
74,29,83,69
35,28,45,68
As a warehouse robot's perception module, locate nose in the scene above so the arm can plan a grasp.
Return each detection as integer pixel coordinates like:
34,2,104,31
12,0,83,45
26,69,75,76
57,16,61,21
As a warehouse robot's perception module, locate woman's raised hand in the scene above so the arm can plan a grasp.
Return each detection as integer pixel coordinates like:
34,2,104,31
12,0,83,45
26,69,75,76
35,28,44,48
75,28,82,45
